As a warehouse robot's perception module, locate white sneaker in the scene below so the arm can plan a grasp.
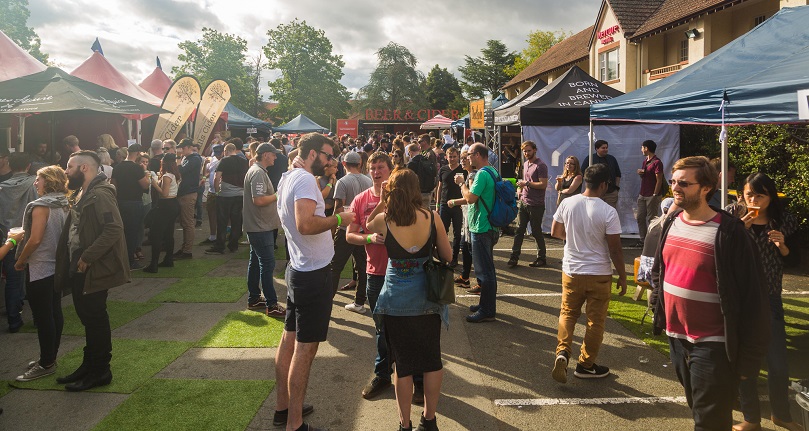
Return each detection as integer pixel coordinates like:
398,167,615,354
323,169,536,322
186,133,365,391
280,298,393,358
345,303,367,314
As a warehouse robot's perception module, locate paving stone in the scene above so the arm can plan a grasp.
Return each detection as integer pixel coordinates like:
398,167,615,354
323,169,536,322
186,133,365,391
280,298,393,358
156,347,276,380
0,389,128,431
107,278,178,303
112,302,241,342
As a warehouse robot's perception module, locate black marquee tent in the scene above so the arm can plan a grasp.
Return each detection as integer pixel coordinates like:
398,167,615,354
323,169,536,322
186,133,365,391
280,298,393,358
493,78,547,126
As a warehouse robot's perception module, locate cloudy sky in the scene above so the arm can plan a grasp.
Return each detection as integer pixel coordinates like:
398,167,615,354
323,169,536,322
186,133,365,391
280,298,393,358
29,0,600,100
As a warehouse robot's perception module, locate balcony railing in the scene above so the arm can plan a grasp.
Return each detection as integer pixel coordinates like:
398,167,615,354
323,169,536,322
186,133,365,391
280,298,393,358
647,61,689,80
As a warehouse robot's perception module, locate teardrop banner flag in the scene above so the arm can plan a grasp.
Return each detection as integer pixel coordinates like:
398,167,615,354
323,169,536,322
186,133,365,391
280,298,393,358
152,75,201,142
193,79,230,152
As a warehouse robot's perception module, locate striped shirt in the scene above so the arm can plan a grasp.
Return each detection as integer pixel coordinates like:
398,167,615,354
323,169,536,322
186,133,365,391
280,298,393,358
662,212,725,343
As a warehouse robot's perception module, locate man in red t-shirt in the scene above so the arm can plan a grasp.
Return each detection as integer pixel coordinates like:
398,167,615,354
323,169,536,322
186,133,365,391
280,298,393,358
635,140,664,246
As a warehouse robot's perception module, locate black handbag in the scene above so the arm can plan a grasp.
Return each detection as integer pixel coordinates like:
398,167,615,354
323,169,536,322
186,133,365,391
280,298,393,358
423,212,455,305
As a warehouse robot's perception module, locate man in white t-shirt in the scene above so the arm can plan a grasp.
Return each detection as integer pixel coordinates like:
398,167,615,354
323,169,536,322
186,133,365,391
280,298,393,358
550,163,627,384
274,133,354,431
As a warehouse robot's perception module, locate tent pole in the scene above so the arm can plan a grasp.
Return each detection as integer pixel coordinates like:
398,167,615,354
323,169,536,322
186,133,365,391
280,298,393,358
588,121,594,167
137,119,142,145
721,139,728,208
127,120,133,145
18,116,25,152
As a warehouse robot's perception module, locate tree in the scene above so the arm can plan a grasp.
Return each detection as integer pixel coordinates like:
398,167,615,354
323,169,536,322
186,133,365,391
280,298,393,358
357,42,425,111
505,29,569,77
172,28,253,111
263,19,350,128
424,64,462,109
458,40,516,99
246,53,268,118
0,0,49,63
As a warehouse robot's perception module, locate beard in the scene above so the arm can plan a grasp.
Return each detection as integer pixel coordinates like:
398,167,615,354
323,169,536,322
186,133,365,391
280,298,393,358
311,158,326,176
67,170,85,190
674,192,702,212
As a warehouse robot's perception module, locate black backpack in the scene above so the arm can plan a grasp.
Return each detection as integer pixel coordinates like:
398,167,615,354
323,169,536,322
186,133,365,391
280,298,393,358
408,153,437,193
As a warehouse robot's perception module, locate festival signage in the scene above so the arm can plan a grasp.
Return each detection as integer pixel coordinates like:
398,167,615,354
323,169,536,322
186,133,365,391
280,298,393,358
337,119,358,137
192,79,231,152
470,100,485,129
364,108,460,121
598,25,621,45
152,76,201,142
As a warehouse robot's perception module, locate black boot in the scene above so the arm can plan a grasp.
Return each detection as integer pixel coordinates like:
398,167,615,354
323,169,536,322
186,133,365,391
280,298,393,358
416,414,438,431
56,350,90,384
398,421,413,431
65,368,112,392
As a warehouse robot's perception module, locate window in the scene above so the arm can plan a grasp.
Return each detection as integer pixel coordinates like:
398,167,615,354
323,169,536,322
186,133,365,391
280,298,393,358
754,15,766,26
599,48,620,82
680,40,689,62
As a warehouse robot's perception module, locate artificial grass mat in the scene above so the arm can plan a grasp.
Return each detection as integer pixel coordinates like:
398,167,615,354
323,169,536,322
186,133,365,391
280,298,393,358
131,258,226,278
149,277,245,303
94,378,274,431
198,310,284,348
10,339,192,393
608,277,809,380
20,301,161,336
0,381,11,399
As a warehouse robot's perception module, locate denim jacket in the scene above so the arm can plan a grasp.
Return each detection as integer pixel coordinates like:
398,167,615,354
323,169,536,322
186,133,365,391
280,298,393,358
374,255,449,328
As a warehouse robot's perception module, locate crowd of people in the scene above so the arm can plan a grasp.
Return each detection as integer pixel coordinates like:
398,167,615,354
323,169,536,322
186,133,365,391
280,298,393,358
0,126,803,431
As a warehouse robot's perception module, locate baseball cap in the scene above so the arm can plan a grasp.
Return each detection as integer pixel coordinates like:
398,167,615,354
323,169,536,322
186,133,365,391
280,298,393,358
256,143,281,155
212,144,224,155
661,197,675,214
343,151,361,164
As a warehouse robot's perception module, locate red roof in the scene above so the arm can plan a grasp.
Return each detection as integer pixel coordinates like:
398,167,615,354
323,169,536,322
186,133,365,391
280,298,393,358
0,30,46,82
70,52,162,105
139,67,172,100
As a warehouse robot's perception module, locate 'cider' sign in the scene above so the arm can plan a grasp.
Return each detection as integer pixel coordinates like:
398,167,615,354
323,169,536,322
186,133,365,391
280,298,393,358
365,109,460,121
598,25,620,45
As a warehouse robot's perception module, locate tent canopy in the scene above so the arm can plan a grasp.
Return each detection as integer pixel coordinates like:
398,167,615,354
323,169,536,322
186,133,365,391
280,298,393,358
139,66,172,99
493,78,547,126
71,52,163,106
273,114,327,133
590,6,809,125
420,114,453,129
0,67,168,115
224,102,272,133
452,114,470,128
491,93,509,109
0,30,46,82
520,65,623,126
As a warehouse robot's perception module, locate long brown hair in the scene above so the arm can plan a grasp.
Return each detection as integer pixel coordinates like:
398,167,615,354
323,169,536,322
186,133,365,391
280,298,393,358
385,168,426,226
562,155,581,178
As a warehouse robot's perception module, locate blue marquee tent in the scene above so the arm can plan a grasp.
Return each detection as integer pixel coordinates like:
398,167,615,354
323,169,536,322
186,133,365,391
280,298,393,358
223,102,272,133
273,114,328,134
590,6,809,125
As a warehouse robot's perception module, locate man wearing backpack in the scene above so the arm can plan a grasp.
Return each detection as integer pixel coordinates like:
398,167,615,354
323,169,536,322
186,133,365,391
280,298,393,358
407,134,438,208
450,143,498,323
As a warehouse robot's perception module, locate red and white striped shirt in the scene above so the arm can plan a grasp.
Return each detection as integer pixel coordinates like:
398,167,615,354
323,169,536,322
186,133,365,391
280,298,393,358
662,212,725,343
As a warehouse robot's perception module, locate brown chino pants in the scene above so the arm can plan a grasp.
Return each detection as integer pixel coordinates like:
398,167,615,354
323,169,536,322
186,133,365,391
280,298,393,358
178,192,198,253
556,272,612,368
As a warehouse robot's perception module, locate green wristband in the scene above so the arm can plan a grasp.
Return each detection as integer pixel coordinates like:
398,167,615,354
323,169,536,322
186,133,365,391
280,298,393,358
6,238,16,247
335,213,342,227
366,235,372,244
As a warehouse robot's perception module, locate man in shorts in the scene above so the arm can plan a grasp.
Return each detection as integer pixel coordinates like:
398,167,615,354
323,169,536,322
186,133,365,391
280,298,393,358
275,133,354,431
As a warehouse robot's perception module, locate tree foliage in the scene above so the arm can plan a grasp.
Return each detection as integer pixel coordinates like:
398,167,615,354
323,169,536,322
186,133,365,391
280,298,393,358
458,40,516,99
424,64,462,110
0,0,49,63
357,42,425,111
505,29,569,77
263,19,350,128
172,28,253,112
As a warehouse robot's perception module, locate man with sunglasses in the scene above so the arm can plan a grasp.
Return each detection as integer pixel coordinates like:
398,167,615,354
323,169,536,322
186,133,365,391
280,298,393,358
651,156,769,431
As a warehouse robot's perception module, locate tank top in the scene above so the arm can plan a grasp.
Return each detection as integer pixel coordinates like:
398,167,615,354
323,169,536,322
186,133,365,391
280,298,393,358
384,211,434,259
28,203,69,281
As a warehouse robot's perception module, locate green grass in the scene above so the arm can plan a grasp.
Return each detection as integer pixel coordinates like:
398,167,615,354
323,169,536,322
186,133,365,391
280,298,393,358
0,381,11,399
149,277,246,303
94,379,274,431
198,311,284,348
608,278,809,380
10,339,192,393
131,258,226,278
20,301,161,336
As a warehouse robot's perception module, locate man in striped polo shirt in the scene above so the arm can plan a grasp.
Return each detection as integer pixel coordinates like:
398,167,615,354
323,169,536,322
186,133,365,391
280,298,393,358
652,156,769,431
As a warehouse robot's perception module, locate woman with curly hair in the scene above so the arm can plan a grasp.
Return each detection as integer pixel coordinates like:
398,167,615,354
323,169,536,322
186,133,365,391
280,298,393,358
13,165,70,381
366,168,452,431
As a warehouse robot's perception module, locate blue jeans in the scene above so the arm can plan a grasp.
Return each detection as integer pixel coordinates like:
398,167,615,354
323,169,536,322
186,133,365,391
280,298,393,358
738,294,792,423
118,200,145,265
367,274,391,380
2,252,25,329
471,230,498,316
669,338,739,431
246,231,277,306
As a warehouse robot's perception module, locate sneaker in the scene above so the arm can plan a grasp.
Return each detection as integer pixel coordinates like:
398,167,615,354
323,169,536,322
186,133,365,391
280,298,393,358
412,381,424,405
158,260,174,268
129,262,144,271
247,298,266,310
174,252,192,260
468,285,481,295
574,363,610,379
469,304,480,313
272,404,314,426
143,265,158,273
454,276,470,287
552,351,569,383
227,246,239,253
266,304,286,317
448,259,458,269
345,303,367,314
339,281,356,291
507,257,518,268
205,248,225,255
198,238,215,245
362,376,391,399
529,258,547,268
16,362,56,382
466,310,495,323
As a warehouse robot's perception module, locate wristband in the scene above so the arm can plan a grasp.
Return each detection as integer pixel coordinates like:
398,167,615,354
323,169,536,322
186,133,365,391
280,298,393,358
335,213,342,227
448,200,454,208
6,238,16,247
326,183,333,188
366,235,372,244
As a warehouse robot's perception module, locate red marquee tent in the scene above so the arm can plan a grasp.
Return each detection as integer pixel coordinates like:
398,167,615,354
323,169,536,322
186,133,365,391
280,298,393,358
420,114,454,129
139,66,172,100
0,30,46,82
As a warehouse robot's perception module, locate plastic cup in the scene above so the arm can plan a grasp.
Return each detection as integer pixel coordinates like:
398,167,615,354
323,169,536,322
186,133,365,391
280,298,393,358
8,227,24,235
748,206,760,218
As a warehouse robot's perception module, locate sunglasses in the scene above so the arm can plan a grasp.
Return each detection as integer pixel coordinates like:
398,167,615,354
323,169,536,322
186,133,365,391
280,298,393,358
670,179,700,188
163,147,172,150
320,151,334,161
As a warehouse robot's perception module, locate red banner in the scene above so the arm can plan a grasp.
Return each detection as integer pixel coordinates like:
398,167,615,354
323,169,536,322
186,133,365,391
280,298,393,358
337,119,358,138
